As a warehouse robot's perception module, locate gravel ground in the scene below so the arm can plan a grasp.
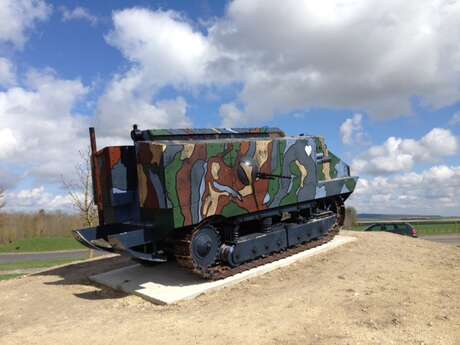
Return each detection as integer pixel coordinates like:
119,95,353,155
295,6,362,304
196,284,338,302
0,230,458,345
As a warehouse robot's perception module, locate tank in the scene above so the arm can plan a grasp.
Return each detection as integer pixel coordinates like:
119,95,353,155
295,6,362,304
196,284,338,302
73,126,358,279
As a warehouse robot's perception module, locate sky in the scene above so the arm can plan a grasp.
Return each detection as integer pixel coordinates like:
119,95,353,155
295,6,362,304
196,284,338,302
0,0,459,216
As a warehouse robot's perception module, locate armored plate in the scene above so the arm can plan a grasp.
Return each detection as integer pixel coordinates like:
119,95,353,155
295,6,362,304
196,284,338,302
135,136,357,230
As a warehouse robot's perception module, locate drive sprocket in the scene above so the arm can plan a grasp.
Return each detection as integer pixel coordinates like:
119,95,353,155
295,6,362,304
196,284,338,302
174,224,221,276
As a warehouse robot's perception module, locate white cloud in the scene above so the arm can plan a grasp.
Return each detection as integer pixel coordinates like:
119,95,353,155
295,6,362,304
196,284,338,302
96,9,216,135
348,165,460,215
59,6,97,26
0,128,19,159
351,128,459,175
211,0,460,122
0,0,52,48
106,9,215,86
0,69,90,182
0,57,16,86
103,2,460,124
449,111,460,126
340,113,367,145
96,69,191,137
4,186,72,212
219,102,247,127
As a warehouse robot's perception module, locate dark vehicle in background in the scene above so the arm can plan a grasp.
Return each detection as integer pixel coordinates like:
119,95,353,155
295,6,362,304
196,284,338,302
364,223,418,238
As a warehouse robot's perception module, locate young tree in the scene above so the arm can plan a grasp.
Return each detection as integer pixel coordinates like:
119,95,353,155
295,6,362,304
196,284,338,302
0,187,5,209
62,148,98,228
344,206,358,229
0,188,5,235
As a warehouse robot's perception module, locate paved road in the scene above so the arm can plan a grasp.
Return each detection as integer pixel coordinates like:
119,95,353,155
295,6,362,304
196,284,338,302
0,249,107,264
421,234,460,246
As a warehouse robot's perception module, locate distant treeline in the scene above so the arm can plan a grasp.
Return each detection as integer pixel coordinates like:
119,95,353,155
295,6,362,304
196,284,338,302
0,210,86,245
358,213,445,221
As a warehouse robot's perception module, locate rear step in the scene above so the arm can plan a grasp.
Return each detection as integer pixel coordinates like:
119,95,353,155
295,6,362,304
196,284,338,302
73,225,166,262
73,227,114,252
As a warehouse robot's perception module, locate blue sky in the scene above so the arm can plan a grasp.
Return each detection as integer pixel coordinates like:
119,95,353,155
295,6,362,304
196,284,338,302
0,0,459,215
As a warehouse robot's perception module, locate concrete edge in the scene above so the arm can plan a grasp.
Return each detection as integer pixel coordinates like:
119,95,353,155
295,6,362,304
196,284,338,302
90,235,357,305
184,235,358,299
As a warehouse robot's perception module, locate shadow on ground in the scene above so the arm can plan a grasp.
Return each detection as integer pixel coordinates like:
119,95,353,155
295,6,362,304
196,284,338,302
32,255,135,300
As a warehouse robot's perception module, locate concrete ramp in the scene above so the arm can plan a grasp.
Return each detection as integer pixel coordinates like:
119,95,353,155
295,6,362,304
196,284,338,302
90,235,356,305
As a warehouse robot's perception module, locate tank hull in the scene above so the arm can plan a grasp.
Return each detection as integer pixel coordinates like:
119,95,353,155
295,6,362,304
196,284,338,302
73,126,358,279
136,136,357,231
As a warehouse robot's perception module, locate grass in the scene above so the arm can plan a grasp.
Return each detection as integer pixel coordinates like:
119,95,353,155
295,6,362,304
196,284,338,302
352,221,460,236
0,258,80,271
0,210,87,245
412,223,460,235
0,273,23,281
351,225,368,231
0,237,84,253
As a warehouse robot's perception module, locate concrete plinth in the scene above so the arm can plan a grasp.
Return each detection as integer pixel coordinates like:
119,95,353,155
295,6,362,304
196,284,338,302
90,235,356,305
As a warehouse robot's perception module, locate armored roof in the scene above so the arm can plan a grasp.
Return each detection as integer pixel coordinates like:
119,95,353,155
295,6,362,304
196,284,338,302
131,127,285,142
149,135,319,146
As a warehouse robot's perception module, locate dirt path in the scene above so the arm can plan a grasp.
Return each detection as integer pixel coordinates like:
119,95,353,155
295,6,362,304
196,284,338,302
0,231,458,345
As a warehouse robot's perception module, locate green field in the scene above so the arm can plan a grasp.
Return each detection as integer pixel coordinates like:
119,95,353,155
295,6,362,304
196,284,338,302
352,221,460,235
0,237,84,253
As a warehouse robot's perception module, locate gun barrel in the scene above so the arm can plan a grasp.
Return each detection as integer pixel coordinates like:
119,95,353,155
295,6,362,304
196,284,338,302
257,172,292,180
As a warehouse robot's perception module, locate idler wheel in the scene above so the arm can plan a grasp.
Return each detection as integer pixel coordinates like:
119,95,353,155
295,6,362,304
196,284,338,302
191,225,221,270
220,244,238,267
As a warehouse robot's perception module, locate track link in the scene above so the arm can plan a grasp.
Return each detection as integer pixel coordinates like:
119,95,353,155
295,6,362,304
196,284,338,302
175,225,340,280
175,202,344,280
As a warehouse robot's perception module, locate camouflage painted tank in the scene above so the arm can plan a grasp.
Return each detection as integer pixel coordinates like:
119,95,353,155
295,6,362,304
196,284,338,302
74,126,358,279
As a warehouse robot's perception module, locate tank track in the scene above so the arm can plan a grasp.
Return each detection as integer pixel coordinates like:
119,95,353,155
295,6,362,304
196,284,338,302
174,201,344,280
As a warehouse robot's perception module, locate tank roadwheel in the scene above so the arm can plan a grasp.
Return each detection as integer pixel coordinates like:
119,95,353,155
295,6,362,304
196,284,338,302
189,225,221,271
